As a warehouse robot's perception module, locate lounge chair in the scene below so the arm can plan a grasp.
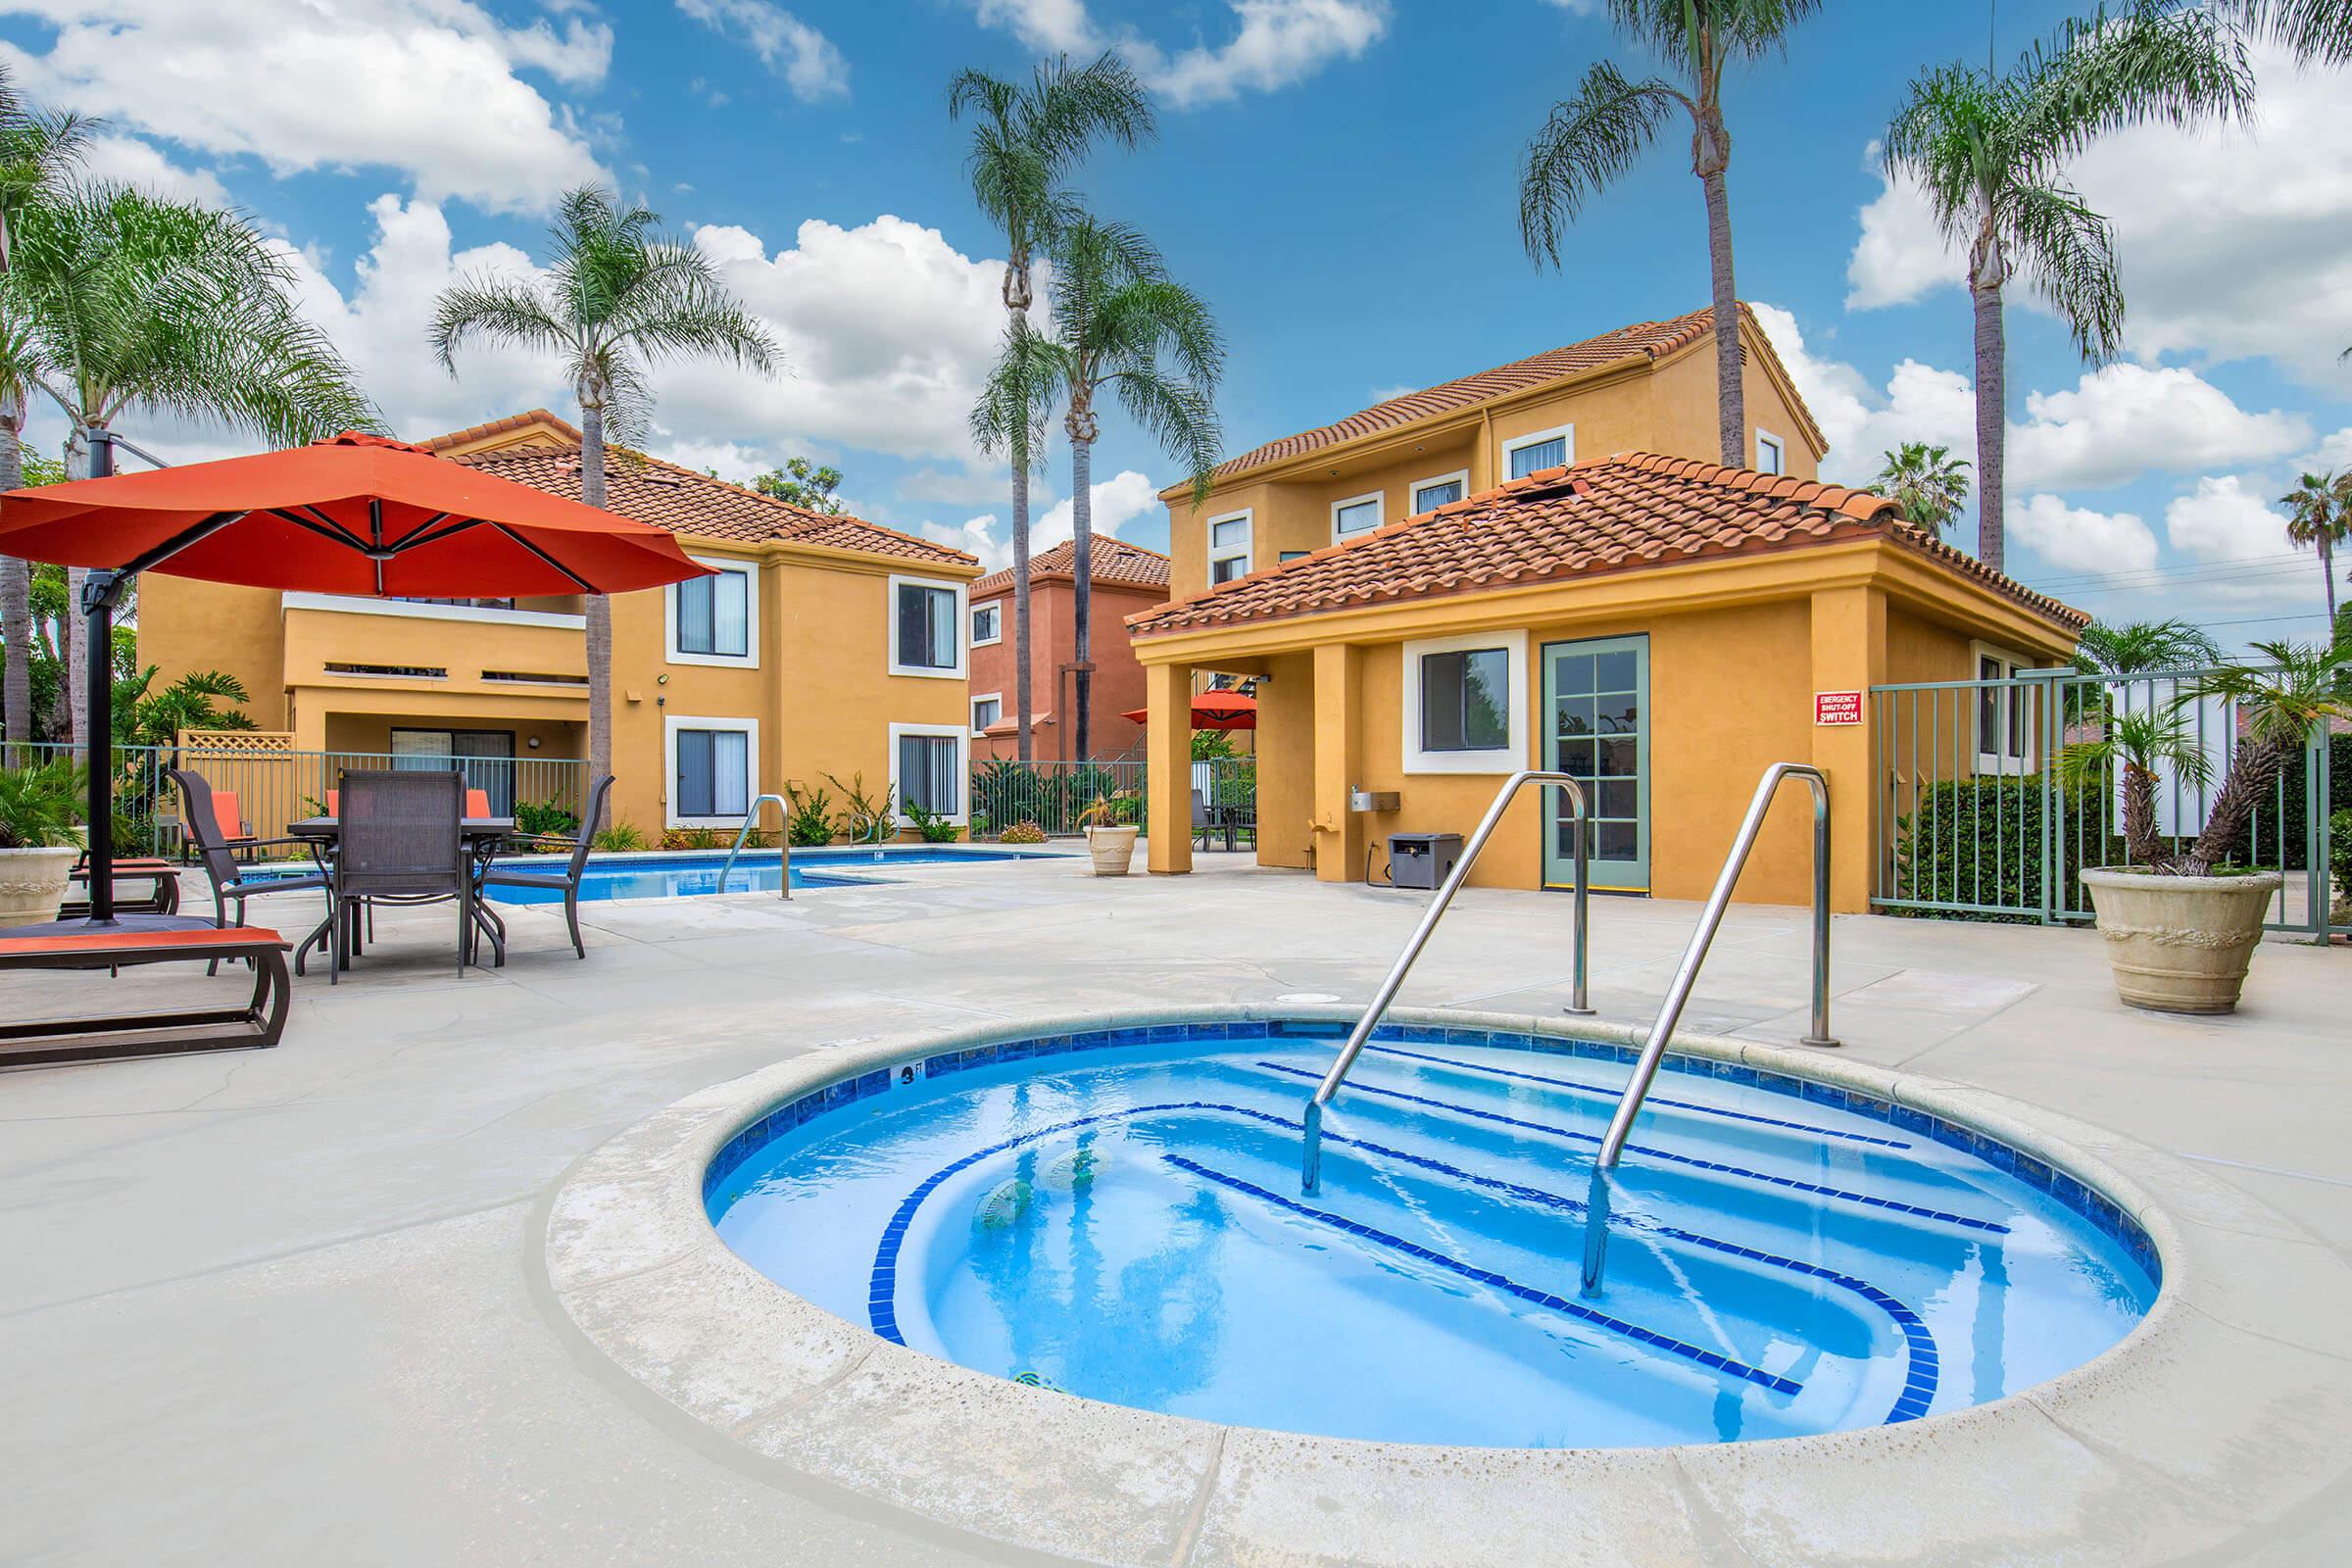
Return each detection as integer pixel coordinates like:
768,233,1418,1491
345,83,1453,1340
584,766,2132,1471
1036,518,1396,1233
0,923,292,1067
170,768,335,975
63,853,182,918
472,774,612,961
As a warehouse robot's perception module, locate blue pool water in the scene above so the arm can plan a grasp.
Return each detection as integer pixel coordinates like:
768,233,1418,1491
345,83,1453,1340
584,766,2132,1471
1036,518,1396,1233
708,1019,2158,1449
479,846,1065,904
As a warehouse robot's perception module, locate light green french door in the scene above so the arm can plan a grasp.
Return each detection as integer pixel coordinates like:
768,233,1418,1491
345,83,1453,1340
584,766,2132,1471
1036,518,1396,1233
1542,634,1649,892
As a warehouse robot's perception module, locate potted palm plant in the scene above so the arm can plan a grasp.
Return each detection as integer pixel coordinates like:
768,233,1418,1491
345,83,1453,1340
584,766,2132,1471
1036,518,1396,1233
1077,792,1139,876
0,759,85,928
2063,638,2347,1013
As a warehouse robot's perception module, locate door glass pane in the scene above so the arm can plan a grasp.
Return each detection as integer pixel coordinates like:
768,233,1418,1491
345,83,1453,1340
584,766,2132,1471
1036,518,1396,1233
1554,695,1595,738
710,730,750,816
1552,655,1593,695
676,730,713,817
390,729,450,767
1597,822,1638,859
1594,651,1636,692
1596,695,1640,734
1597,779,1638,817
1553,738,1595,778
1597,738,1639,777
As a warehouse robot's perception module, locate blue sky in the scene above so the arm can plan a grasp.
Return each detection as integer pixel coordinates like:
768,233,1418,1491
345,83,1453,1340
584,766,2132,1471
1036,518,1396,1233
3,0,2347,646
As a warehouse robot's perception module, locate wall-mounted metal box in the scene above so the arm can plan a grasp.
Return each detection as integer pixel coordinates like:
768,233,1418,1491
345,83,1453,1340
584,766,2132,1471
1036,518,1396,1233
1348,788,1399,813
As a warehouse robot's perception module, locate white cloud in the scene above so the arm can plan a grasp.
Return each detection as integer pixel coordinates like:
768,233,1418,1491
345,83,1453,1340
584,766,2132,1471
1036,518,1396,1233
74,134,230,206
969,0,1389,108
1751,303,2312,494
1,0,608,213
926,469,1160,572
2008,365,2311,492
2165,474,2291,564
674,1,848,102
1845,145,1964,310
2006,494,2158,576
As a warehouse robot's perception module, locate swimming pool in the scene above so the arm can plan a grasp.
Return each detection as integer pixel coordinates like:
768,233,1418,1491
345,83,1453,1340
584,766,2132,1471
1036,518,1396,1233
707,1017,2157,1449
479,845,1067,904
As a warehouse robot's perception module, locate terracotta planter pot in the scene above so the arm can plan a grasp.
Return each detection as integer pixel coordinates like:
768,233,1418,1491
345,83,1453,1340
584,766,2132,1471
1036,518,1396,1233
1084,825,1138,877
2081,866,2283,1015
0,845,79,929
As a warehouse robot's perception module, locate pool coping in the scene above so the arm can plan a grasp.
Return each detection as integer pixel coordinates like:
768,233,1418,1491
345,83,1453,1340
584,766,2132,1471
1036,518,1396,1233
538,1004,2352,1568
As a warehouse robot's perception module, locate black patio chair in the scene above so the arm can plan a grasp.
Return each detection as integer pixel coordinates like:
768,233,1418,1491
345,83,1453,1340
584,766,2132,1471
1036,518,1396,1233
169,768,335,976
331,769,470,983
473,774,612,961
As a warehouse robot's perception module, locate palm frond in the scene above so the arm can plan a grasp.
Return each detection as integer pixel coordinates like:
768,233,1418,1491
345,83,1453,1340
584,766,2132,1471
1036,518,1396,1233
428,273,570,372
1602,0,1824,66
1026,52,1156,172
2074,617,2226,674
1882,65,2002,241
970,320,1061,475
1517,61,1679,268
2011,1,2254,174
2234,0,2352,66
1110,363,1221,506
2003,178,2126,363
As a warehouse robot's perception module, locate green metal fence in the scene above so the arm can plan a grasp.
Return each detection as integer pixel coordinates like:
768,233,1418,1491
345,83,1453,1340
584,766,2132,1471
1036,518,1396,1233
1870,668,2342,940
965,757,1257,841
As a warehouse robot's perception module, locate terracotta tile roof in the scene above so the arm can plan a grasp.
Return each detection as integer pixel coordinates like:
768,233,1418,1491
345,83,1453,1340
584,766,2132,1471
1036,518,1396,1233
421,409,582,452
971,535,1171,598
1191,305,1809,489
1129,453,2085,638
451,442,975,568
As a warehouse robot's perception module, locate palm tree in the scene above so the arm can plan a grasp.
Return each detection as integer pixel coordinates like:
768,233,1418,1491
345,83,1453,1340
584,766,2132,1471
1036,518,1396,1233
1884,2,2251,574
431,185,776,823
0,65,87,754
6,181,376,749
2278,469,2351,624
949,52,1153,763
1874,442,1972,535
992,216,1221,761
1517,0,1821,468
2074,618,2225,676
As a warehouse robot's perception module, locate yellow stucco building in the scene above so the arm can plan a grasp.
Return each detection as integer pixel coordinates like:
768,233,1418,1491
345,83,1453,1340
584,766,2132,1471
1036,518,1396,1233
136,412,985,839
1132,314,2084,912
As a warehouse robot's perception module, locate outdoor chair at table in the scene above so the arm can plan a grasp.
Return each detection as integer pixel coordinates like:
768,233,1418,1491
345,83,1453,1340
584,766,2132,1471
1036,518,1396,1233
181,787,257,863
169,768,334,975
472,774,612,963
329,770,478,982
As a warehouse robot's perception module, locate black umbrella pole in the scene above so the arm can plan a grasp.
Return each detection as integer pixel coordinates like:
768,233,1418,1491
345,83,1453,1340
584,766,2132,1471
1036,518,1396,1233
80,427,116,924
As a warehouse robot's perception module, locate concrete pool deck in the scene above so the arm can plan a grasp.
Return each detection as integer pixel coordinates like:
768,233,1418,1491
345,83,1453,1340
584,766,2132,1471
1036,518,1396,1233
5,853,2350,1565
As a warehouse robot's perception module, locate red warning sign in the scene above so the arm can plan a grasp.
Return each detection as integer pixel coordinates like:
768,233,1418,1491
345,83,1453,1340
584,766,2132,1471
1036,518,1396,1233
1815,691,1863,726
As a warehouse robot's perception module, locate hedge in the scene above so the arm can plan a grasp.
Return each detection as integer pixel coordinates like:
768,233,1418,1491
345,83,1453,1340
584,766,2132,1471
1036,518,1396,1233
1889,776,2121,923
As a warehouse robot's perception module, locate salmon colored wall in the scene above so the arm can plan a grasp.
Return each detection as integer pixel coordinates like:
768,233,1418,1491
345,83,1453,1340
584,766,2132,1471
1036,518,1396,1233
969,577,1164,762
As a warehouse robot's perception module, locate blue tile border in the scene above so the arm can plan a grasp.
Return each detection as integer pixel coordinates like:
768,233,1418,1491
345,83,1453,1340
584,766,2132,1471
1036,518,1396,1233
700,1016,2160,1290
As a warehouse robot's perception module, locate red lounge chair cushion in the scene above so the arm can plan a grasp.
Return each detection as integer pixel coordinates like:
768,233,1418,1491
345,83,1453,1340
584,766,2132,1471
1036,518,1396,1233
0,926,286,956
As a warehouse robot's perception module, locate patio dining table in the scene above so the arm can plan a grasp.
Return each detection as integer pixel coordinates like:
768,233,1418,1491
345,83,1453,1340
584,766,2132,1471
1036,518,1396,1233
286,815,516,971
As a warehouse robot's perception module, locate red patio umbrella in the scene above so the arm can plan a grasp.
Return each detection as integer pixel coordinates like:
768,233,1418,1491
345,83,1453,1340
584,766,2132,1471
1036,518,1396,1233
0,430,710,927
1120,689,1256,731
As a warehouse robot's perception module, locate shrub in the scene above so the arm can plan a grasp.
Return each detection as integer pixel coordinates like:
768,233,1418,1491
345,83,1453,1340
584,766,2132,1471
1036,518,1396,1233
592,820,649,852
903,798,961,843
515,797,581,840
661,825,731,851
824,771,895,843
1890,776,2121,922
2241,732,2351,871
784,784,837,847
0,760,82,850
999,819,1048,845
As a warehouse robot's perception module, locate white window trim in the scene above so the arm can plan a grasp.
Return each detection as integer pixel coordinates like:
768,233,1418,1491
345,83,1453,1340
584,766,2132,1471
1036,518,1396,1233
887,573,969,680
1754,428,1788,476
1408,468,1472,515
284,592,583,631
1501,422,1576,480
1206,507,1253,585
1970,640,2036,771
664,553,760,668
1329,489,1385,545
969,599,1004,648
889,721,969,826
970,691,1003,738
662,713,760,829
1401,629,1530,775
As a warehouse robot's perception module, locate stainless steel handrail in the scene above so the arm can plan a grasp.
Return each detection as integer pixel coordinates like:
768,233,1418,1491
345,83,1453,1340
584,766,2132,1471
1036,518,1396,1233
1578,761,1836,1297
718,793,792,899
1300,768,1592,1194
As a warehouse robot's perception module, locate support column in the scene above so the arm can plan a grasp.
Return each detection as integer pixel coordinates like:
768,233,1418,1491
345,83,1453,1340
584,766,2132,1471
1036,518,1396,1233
1310,641,1363,883
1808,585,1885,913
1144,658,1193,875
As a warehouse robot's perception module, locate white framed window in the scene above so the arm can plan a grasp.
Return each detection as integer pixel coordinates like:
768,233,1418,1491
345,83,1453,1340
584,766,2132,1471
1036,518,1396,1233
1754,428,1787,476
888,573,967,679
1409,469,1470,514
1331,490,1384,543
890,722,968,825
665,554,758,667
1502,422,1575,480
664,714,759,828
970,600,1003,647
970,692,1003,736
1207,509,1252,586
1971,642,2035,770
1401,629,1529,775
